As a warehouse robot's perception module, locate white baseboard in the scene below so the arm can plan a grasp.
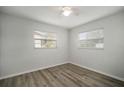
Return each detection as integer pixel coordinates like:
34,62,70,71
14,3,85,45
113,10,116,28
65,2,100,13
0,61,68,80
70,62,124,82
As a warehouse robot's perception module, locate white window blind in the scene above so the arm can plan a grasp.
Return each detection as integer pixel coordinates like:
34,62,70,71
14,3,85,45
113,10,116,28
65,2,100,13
79,29,104,49
33,31,57,48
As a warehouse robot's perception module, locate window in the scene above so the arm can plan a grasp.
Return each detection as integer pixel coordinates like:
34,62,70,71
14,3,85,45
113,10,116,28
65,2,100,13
33,31,57,48
79,28,104,49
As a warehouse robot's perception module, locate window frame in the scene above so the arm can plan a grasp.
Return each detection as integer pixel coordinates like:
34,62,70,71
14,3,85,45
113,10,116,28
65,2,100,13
33,31,57,49
78,28,104,50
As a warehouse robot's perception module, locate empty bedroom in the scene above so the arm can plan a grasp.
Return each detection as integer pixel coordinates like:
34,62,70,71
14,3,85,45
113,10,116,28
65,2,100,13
0,6,124,87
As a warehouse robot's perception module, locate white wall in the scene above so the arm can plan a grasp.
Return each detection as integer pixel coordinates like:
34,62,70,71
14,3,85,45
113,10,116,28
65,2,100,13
69,11,124,80
0,14,2,77
0,13,68,78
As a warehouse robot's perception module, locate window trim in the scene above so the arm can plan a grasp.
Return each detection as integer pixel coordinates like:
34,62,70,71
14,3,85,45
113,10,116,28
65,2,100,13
78,28,104,50
33,31,57,49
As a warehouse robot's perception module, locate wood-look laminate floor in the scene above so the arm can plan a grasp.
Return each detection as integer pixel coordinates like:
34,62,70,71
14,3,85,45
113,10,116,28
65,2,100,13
0,63,124,87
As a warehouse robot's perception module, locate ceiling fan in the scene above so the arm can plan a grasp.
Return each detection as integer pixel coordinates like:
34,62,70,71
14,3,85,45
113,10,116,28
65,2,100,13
59,6,79,17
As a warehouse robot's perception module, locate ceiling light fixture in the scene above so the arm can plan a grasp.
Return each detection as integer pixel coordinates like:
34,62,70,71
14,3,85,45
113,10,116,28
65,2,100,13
61,6,72,16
